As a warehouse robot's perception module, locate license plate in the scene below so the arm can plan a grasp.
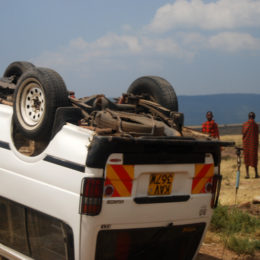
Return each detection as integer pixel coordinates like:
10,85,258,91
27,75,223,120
148,173,174,196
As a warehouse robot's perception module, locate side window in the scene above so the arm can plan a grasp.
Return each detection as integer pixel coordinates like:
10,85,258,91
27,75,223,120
0,197,74,260
0,197,30,256
27,209,74,260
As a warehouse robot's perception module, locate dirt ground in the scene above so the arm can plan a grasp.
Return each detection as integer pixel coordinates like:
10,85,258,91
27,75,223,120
197,243,260,260
196,134,260,260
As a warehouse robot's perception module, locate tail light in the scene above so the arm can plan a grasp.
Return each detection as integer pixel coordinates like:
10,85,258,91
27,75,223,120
80,178,104,216
211,174,222,208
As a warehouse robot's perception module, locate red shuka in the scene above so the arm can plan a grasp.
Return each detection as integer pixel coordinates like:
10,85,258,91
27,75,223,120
242,119,259,167
202,120,219,139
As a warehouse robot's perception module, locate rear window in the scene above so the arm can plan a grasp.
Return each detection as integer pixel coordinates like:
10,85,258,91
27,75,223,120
95,223,205,260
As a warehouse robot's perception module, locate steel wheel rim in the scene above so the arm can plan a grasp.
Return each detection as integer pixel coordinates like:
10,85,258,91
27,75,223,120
20,83,45,127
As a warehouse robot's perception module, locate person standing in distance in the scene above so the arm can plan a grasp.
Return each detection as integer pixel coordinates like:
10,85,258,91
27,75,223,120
202,111,220,139
242,112,259,179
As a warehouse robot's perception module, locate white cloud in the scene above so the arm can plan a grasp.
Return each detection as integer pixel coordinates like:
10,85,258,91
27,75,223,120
141,36,194,58
33,35,140,69
27,1,260,98
180,32,208,50
149,0,260,32
209,32,260,51
179,31,260,52
121,24,133,32
69,38,89,50
32,33,194,71
95,33,142,53
33,30,260,80
32,1,260,85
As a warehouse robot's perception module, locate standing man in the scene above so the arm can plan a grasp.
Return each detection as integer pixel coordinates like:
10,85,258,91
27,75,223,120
242,112,259,179
202,111,220,139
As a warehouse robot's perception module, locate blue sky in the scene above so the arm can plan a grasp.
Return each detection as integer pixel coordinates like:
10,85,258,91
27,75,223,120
1,0,260,98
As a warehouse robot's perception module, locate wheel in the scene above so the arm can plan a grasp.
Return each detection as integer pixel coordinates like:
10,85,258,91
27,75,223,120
13,67,69,140
3,61,35,84
127,76,178,111
36,67,70,108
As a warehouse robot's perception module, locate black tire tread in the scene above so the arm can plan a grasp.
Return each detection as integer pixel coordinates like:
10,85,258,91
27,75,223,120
3,61,35,84
127,76,178,111
36,67,70,108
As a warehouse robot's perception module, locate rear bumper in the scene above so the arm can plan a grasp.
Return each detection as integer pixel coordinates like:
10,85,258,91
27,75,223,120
86,135,229,168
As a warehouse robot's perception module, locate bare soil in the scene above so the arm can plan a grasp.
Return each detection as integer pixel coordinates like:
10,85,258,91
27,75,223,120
197,243,260,260
196,134,260,260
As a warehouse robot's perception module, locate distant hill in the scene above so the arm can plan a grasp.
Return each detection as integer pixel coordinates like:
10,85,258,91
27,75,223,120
178,94,260,126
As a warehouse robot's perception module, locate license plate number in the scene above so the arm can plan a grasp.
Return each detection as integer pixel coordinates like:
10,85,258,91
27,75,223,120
148,173,174,196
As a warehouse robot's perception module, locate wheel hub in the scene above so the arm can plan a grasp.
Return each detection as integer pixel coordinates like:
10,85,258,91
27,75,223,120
22,86,45,126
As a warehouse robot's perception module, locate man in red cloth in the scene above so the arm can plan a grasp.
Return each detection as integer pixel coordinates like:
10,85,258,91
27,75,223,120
242,112,259,178
202,111,219,139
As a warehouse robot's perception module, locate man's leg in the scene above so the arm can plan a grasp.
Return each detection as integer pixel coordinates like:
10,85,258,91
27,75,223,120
254,167,259,178
245,165,250,178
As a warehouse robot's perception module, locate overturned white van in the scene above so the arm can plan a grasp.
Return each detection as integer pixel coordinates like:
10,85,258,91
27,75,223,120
0,61,233,260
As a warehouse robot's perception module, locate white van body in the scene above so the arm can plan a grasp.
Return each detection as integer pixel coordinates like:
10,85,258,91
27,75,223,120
0,63,231,260
0,104,223,260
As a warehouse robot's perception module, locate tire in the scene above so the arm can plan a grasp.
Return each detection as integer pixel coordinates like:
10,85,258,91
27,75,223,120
36,67,70,108
13,67,69,140
127,76,178,111
3,61,35,84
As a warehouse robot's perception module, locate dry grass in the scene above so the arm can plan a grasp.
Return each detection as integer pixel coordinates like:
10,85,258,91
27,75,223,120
198,134,260,259
219,134,260,206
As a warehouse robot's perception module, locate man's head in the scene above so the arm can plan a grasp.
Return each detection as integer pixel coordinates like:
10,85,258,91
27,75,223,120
248,112,256,120
206,111,213,121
